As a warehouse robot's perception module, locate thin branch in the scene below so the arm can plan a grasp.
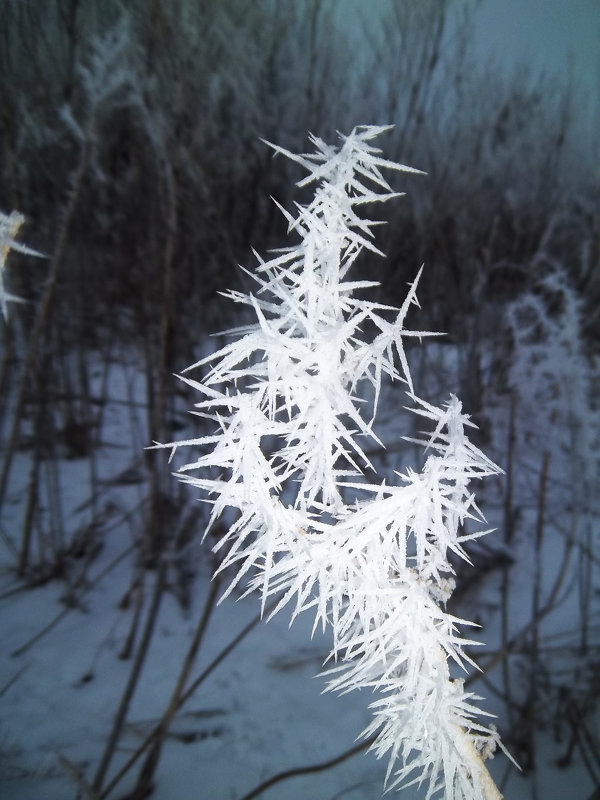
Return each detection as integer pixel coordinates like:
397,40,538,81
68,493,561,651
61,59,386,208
98,599,273,800
237,733,379,800
11,542,136,658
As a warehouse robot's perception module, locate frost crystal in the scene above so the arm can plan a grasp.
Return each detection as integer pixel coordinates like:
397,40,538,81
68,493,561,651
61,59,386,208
161,126,507,799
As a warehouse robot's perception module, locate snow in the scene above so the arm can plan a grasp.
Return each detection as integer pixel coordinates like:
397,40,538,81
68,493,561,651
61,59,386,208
0,354,384,800
0,541,381,799
1,345,597,800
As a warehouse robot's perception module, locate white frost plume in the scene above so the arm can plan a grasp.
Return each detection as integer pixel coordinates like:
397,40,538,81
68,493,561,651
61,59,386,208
159,126,511,799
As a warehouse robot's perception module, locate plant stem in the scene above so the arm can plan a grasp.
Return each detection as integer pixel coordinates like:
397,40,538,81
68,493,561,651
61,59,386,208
92,559,166,794
98,601,271,800
127,575,221,800
237,734,378,800
0,129,90,508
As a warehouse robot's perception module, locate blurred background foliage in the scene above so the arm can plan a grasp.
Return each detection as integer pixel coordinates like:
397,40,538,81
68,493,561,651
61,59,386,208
1,0,598,340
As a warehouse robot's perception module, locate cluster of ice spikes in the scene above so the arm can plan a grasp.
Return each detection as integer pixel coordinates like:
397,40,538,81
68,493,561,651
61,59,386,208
162,126,507,799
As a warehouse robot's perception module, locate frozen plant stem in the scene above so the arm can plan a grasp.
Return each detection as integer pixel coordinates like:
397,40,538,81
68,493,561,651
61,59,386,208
0,209,43,319
159,126,510,799
0,137,87,512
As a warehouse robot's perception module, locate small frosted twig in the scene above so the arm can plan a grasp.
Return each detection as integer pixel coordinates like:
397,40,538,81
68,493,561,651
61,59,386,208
0,210,42,319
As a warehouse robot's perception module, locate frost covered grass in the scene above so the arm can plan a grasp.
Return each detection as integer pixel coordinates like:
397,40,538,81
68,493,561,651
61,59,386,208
160,126,511,799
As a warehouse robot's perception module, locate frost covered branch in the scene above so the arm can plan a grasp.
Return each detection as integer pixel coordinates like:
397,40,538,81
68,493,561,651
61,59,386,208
160,126,509,799
0,210,40,319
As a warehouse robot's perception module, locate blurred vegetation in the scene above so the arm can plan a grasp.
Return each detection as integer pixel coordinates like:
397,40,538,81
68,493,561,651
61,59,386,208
1,0,597,338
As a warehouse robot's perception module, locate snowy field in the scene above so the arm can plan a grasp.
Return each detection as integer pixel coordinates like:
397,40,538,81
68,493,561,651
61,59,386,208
1,340,597,800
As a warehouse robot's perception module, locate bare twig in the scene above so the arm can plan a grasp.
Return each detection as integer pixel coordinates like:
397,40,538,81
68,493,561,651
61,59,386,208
237,733,378,800
0,661,29,696
126,575,221,799
92,560,166,793
57,752,99,800
98,600,272,800
11,542,135,658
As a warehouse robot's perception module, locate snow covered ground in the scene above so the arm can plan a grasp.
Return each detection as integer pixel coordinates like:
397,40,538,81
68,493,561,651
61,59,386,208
1,346,598,800
1,557,382,800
